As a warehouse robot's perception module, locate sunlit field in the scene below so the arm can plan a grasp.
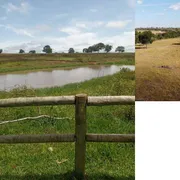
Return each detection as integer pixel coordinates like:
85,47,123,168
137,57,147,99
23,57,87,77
136,38,180,101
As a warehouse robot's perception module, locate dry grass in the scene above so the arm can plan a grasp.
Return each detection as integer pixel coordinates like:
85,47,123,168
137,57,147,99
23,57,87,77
136,38,180,101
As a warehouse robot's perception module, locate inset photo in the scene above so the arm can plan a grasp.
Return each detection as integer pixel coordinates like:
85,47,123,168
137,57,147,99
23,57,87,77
0,0,135,179
136,0,180,101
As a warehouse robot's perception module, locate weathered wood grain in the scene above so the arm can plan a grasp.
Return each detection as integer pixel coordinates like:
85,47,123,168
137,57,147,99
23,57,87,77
75,94,87,179
0,134,75,143
86,134,135,142
88,96,135,106
0,96,75,107
0,96,135,107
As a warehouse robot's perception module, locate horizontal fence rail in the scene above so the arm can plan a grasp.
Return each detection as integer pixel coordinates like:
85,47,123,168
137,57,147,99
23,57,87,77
0,94,135,179
0,134,75,144
88,96,135,106
86,134,135,142
0,134,135,144
0,96,75,107
0,96,135,108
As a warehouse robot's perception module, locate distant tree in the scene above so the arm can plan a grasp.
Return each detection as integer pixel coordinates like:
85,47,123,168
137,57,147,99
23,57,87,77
19,49,25,53
42,45,52,53
115,46,125,53
135,31,140,44
138,31,154,48
105,44,112,53
29,50,36,54
83,48,88,53
156,33,164,40
94,42,105,52
87,46,93,53
68,48,75,53
0,49,2,54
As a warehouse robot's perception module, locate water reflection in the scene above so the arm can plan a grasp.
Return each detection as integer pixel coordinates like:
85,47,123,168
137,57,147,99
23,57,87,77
0,65,135,91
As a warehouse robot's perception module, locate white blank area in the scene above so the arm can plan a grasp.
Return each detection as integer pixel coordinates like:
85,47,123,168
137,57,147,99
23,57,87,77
136,102,180,180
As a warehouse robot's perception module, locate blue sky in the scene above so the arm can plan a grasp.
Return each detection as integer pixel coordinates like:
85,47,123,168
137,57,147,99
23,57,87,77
136,0,180,27
0,0,135,53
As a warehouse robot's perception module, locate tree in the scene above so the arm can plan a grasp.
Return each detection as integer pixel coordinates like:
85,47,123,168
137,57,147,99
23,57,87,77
87,46,93,53
0,49,2,54
135,31,140,44
42,45,52,53
115,46,125,53
138,31,154,48
105,44,112,53
68,48,75,53
19,49,25,53
94,42,105,52
83,48,88,53
29,50,36,54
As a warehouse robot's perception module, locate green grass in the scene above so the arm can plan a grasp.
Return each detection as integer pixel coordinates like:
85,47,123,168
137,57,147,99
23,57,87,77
0,53,135,74
0,69,135,180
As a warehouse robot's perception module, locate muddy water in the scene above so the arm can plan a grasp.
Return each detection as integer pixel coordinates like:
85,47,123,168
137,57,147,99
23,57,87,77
0,65,135,91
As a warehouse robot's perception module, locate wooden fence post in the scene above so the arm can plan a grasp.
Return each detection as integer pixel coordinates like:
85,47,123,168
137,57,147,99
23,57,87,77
75,94,87,179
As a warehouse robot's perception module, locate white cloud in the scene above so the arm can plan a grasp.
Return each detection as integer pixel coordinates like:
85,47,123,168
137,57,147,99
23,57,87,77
139,3,171,7
52,13,68,20
90,9,98,12
75,23,87,29
35,24,51,32
99,31,135,52
169,3,180,10
2,41,43,53
74,21,104,29
137,0,143,4
1,23,53,38
127,0,136,8
3,1,30,14
59,27,82,35
1,29,134,53
106,20,132,29
95,21,104,26
0,16,7,21
0,24,34,37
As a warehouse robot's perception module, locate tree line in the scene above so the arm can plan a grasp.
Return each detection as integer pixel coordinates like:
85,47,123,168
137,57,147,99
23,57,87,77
81,43,125,53
136,29,180,48
155,30,180,40
0,42,125,54
136,27,180,31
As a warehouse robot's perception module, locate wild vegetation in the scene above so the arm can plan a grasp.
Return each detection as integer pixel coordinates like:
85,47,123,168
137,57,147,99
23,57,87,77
0,53,134,74
136,28,180,48
0,69,135,179
135,30,154,48
136,37,180,100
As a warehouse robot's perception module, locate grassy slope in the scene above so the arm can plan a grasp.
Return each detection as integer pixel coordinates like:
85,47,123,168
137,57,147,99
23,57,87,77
0,53,135,74
136,38,180,101
0,70,135,180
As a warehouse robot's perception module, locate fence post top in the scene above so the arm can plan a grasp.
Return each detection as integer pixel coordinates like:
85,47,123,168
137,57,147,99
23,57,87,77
75,94,87,98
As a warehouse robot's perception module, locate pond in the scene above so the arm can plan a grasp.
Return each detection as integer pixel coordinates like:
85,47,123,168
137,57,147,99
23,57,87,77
0,65,135,91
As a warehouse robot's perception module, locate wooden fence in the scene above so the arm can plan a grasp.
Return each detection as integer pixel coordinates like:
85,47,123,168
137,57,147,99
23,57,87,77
0,94,135,179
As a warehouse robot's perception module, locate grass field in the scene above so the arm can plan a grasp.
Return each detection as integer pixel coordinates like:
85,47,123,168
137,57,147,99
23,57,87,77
136,38,180,101
0,69,135,179
0,53,134,74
